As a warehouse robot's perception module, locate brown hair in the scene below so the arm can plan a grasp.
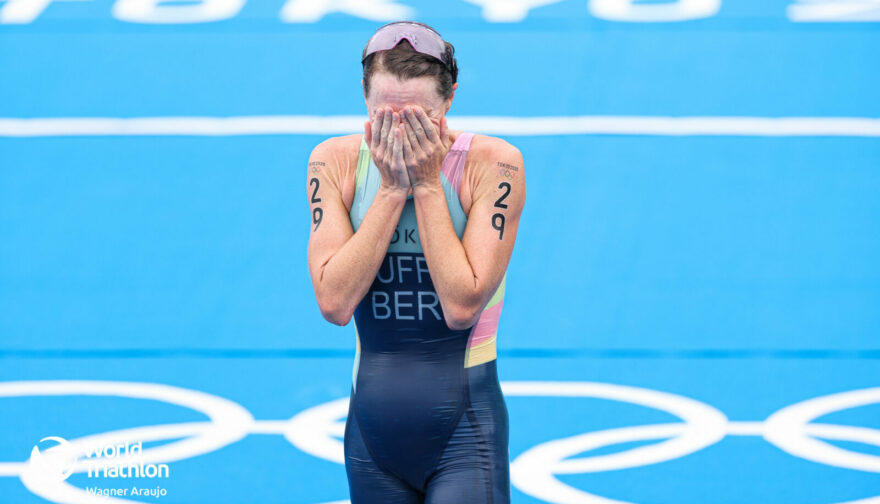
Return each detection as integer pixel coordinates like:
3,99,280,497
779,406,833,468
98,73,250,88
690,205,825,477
361,26,458,101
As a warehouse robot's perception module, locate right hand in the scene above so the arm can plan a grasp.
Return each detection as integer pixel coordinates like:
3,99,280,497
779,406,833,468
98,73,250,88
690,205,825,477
364,106,411,195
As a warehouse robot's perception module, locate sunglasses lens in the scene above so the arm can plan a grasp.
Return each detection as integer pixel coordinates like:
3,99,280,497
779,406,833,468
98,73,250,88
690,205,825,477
363,22,448,69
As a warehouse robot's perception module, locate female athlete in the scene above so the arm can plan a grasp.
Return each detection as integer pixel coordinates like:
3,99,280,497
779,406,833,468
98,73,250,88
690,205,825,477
306,20,526,504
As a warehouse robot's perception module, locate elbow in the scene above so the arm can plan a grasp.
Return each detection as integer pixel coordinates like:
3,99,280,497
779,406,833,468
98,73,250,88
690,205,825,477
317,294,353,326
444,303,481,331
323,310,352,327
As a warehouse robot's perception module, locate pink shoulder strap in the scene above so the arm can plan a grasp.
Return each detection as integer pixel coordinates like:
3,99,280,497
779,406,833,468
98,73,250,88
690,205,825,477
441,132,475,196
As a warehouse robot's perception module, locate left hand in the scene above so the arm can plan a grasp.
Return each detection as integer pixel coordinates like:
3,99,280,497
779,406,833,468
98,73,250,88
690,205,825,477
398,105,448,190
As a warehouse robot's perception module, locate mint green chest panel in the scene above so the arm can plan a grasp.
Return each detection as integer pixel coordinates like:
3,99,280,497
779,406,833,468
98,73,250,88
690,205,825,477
348,138,468,251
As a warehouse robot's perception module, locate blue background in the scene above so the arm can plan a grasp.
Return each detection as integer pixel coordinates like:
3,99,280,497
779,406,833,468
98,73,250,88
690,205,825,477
1,0,878,502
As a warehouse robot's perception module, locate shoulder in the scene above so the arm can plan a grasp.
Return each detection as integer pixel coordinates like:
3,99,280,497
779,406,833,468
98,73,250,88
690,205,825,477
308,134,365,182
310,133,364,163
467,134,523,165
465,133,526,186
460,133,526,212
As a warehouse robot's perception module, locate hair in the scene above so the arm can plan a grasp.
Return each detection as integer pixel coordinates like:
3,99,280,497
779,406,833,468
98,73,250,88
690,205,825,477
361,24,458,101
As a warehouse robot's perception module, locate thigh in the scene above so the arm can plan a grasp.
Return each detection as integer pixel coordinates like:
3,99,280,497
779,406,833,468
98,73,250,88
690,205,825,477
424,405,510,504
344,395,423,504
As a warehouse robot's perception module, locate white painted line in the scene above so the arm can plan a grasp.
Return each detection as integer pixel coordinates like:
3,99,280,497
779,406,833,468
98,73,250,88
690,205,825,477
0,115,879,137
726,421,766,436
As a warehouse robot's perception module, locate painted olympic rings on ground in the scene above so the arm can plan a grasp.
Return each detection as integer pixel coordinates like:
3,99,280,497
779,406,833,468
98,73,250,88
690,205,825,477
2,380,878,504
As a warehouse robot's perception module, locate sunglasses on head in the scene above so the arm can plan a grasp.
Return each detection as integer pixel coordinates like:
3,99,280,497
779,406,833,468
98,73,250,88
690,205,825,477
362,21,455,73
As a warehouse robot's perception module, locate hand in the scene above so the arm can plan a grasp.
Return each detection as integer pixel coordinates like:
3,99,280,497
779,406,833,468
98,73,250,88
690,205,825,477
364,106,411,195
399,105,448,190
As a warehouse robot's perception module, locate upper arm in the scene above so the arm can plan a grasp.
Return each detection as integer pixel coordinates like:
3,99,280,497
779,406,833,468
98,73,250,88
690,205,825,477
306,137,355,295
460,138,526,313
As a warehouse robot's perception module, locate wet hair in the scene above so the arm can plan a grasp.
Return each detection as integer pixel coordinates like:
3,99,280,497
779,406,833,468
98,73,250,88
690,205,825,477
361,23,458,101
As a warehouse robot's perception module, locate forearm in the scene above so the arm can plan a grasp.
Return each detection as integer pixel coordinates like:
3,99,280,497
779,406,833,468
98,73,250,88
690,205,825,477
317,187,408,324
412,183,481,328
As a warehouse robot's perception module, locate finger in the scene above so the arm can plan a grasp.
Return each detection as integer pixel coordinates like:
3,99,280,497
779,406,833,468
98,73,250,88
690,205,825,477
403,107,429,151
383,111,400,166
390,111,401,154
379,107,393,151
370,109,383,148
401,124,415,163
403,122,426,160
414,106,438,143
364,120,372,146
440,116,447,143
402,115,422,153
392,124,404,165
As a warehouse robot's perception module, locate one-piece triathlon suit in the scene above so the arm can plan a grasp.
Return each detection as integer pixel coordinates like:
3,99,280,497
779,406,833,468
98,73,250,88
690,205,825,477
345,132,511,503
